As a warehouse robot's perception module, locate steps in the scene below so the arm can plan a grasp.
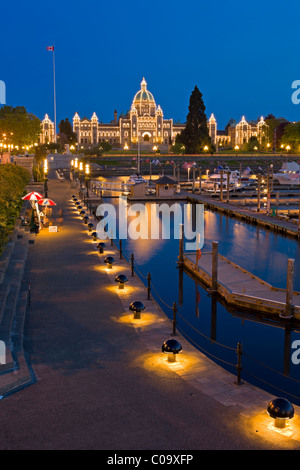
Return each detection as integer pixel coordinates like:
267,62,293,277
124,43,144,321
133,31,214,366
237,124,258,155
0,216,35,398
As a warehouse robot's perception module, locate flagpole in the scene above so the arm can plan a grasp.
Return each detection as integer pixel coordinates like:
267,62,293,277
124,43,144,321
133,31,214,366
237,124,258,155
52,47,57,151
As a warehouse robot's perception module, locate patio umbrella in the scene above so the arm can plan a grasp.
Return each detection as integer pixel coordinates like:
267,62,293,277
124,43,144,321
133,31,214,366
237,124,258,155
37,198,56,206
22,191,43,201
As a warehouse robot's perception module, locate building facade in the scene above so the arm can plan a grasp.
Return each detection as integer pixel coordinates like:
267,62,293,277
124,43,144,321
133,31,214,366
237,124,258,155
39,114,55,144
40,79,269,151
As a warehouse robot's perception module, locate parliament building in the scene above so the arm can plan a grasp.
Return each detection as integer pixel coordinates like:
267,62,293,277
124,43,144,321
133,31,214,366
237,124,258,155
40,78,269,151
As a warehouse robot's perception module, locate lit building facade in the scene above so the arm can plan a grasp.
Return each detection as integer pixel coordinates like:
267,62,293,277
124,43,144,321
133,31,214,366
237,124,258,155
72,78,185,151
39,114,55,144
40,80,269,150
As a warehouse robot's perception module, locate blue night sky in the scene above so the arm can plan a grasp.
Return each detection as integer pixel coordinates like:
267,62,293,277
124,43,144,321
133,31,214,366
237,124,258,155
2,0,300,130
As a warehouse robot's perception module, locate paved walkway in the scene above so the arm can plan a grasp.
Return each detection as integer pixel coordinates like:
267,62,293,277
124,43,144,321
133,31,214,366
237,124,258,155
0,174,299,450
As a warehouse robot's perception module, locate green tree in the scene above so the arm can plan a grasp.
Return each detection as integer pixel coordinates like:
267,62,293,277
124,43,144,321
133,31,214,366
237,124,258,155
281,122,300,150
170,142,185,155
265,115,289,150
58,118,77,147
177,86,211,153
0,105,41,147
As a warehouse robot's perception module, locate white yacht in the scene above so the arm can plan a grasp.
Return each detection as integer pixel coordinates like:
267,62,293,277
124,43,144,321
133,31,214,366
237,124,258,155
202,168,249,193
273,161,300,185
126,173,148,185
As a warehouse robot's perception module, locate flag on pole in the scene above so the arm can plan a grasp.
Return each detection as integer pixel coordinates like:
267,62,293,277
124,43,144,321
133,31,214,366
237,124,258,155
47,46,54,51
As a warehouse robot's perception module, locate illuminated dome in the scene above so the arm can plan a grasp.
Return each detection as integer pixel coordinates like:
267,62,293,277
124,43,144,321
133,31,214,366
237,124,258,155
133,78,155,105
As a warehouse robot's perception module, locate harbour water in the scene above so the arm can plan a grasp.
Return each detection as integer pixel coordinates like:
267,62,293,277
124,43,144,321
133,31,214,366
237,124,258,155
95,175,300,404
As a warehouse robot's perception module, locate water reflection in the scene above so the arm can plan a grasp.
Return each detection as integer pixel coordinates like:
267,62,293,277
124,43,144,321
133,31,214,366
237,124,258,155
107,196,300,404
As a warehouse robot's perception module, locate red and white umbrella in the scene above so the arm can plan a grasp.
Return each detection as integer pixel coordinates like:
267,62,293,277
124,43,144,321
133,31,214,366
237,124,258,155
22,191,43,201
37,198,56,206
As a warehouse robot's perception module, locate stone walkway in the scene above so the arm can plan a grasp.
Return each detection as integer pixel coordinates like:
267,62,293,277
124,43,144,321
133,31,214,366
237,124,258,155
0,174,299,449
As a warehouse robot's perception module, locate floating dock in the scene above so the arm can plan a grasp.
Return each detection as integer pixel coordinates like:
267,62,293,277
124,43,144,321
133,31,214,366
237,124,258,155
185,192,300,239
183,251,300,321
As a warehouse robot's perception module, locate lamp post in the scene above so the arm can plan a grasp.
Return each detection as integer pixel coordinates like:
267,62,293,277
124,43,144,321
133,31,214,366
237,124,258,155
74,157,79,184
79,161,84,190
43,158,48,197
85,163,90,200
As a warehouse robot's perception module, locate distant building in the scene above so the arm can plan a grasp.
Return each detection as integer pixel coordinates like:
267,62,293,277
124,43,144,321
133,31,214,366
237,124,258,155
226,116,269,147
39,79,269,151
40,114,55,144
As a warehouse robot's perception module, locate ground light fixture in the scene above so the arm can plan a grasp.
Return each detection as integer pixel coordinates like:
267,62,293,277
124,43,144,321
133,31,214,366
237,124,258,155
91,231,98,241
104,256,115,269
87,222,94,232
267,398,294,428
162,339,182,363
80,210,86,217
98,242,105,253
77,205,83,211
83,216,89,224
73,198,78,203
115,274,128,289
129,301,145,319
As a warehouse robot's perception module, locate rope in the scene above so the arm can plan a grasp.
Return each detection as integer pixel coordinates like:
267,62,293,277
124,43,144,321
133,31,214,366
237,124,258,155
95,235,300,401
242,369,300,401
178,327,236,368
244,352,300,384
0,269,29,285
176,310,236,351
150,281,174,310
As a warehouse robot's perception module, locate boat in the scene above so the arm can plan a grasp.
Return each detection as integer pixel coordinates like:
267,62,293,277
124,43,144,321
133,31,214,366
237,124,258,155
273,161,300,186
126,173,148,185
202,167,249,193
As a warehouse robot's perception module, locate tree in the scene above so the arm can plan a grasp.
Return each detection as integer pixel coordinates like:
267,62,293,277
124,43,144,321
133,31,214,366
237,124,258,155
245,136,260,152
282,122,300,150
225,118,236,133
170,142,185,155
58,118,77,147
265,115,289,149
177,86,211,153
0,105,41,147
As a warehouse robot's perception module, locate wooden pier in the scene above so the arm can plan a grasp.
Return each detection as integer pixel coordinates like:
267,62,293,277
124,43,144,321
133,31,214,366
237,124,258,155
185,192,300,239
182,250,300,321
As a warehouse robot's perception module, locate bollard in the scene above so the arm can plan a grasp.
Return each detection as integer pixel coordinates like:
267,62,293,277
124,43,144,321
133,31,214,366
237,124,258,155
236,342,243,385
119,239,123,259
131,253,134,277
172,302,177,336
147,273,151,300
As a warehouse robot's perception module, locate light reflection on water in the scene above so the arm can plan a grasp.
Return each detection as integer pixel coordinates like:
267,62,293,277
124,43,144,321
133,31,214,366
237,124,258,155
98,183,300,404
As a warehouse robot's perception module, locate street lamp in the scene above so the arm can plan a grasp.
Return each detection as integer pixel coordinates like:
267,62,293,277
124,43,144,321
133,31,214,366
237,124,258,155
79,161,84,189
85,163,90,200
43,158,48,197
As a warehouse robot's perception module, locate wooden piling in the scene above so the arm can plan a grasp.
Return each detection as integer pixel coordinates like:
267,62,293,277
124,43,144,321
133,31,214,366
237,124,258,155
178,223,184,265
211,241,218,292
257,174,261,212
220,170,223,202
199,167,202,194
281,258,294,318
226,171,230,203
192,168,195,193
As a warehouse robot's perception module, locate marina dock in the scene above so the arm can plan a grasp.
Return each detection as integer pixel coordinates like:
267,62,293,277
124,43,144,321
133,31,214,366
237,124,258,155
185,192,300,238
183,251,300,321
